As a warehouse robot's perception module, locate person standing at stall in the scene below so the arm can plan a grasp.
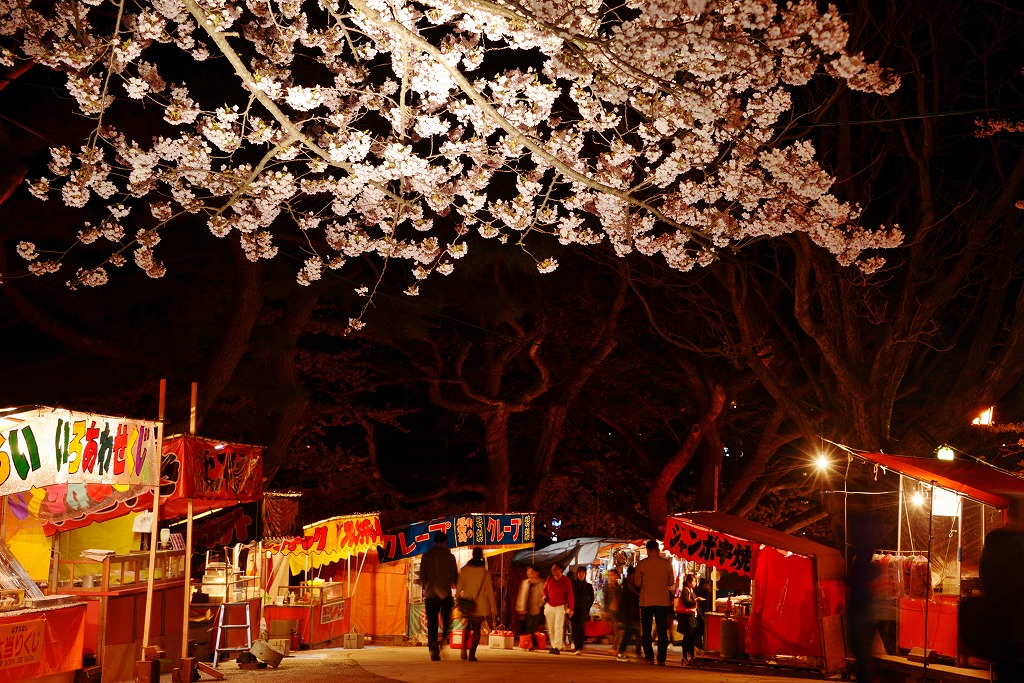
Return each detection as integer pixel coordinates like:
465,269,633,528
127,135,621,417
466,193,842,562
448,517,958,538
635,539,675,666
515,564,546,651
571,566,595,655
674,573,699,666
419,532,460,661
543,562,574,654
455,547,497,662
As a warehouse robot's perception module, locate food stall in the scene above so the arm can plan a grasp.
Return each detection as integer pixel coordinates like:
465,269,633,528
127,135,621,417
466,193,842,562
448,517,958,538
850,452,1024,670
378,512,537,644
262,512,383,649
6,430,264,677
0,405,162,683
664,511,848,676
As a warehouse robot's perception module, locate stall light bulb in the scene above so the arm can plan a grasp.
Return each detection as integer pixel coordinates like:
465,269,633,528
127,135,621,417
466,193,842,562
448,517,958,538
816,455,829,471
912,491,925,506
936,445,954,461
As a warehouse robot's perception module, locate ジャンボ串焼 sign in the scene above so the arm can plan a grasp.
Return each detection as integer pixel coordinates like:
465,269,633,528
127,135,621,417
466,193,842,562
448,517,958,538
664,516,761,578
0,407,160,496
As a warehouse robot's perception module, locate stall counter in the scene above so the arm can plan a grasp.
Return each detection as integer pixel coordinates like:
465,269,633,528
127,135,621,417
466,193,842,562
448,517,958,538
0,603,86,683
264,583,350,649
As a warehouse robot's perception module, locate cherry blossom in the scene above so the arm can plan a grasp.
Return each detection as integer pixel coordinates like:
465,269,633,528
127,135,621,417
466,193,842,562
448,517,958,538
2,0,903,291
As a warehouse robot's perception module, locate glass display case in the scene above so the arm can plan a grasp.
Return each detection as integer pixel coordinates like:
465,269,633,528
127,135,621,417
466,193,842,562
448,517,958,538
276,581,346,606
58,548,186,592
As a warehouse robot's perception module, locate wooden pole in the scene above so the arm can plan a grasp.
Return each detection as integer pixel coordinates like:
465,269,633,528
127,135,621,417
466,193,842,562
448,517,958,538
181,382,198,660
141,379,166,649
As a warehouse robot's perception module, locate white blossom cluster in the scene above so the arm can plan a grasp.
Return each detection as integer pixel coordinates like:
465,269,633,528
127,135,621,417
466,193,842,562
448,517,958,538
3,0,903,289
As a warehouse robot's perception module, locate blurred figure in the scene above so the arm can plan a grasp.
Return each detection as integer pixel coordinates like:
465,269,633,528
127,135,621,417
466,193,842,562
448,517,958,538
515,564,546,651
981,500,1024,683
615,566,642,662
603,568,623,651
847,509,883,683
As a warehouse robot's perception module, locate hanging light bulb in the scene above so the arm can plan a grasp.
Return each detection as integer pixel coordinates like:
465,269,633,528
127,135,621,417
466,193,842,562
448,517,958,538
912,490,925,506
816,454,829,471
936,445,954,461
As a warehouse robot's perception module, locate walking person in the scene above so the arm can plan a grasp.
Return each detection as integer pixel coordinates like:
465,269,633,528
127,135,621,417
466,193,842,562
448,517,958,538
674,573,699,666
571,566,595,654
543,561,574,654
419,531,459,661
455,546,497,662
635,539,674,666
515,564,546,651
615,566,642,662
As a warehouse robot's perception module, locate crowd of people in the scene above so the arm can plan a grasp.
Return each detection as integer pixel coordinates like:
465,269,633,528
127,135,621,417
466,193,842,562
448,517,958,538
419,533,706,666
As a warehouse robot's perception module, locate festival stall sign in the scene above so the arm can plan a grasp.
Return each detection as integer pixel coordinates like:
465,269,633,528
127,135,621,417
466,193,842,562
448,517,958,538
378,512,536,563
5,433,263,534
263,513,383,575
664,515,761,578
0,406,160,496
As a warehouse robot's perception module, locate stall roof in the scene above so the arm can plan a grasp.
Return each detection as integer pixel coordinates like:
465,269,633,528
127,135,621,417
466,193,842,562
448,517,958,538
511,537,629,568
855,452,1024,509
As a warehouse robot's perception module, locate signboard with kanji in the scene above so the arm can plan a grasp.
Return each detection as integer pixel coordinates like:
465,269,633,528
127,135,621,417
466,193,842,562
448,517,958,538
0,406,160,496
664,516,760,577
377,512,536,563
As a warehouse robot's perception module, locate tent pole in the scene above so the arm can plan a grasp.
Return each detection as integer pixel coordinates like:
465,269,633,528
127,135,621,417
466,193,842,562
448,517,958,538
142,378,166,649
180,499,194,658
924,480,935,682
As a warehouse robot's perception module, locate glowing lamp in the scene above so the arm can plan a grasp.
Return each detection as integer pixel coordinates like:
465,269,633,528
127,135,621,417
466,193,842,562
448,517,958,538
815,455,829,471
936,445,954,461
912,491,925,506
972,407,994,426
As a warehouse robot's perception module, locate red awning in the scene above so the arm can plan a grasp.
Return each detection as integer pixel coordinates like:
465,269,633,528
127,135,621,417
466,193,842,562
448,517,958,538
855,452,1024,509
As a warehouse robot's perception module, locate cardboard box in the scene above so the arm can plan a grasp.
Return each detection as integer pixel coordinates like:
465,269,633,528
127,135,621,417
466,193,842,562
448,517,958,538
488,634,514,649
343,632,365,649
268,638,290,657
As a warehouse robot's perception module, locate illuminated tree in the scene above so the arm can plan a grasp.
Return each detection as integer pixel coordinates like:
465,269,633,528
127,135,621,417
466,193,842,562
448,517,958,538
3,0,900,300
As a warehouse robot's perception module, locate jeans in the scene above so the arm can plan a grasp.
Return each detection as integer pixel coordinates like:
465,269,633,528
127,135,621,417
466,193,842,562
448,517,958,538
425,596,453,654
640,605,670,663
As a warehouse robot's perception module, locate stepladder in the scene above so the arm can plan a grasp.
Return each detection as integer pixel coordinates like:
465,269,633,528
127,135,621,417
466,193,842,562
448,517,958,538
212,600,252,667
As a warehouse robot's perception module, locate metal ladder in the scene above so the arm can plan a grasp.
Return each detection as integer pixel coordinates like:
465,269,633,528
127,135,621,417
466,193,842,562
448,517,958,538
212,600,252,667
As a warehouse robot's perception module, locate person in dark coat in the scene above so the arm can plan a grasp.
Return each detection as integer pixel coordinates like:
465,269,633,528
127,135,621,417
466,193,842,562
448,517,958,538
418,531,459,661
571,566,595,654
